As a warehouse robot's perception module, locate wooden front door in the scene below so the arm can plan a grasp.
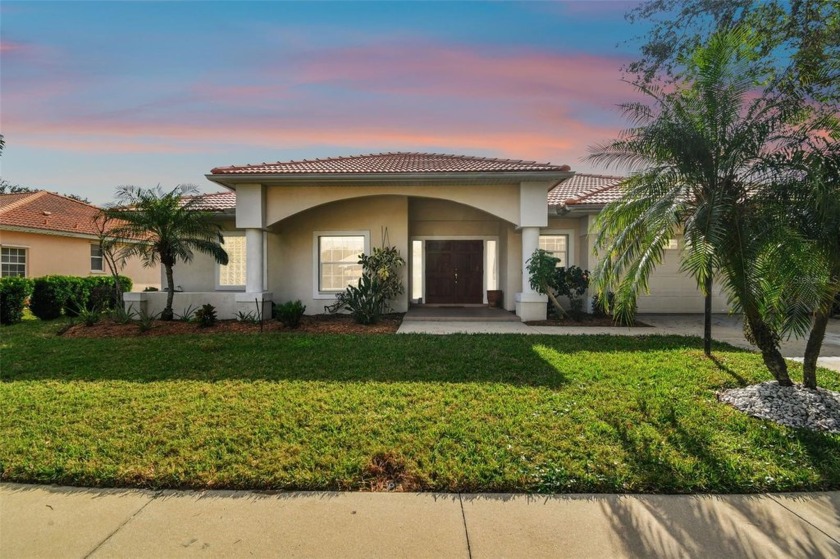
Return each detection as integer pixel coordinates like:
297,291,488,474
424,240,484,304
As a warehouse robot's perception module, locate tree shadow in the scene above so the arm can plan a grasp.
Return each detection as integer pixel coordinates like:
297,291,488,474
0,332,742,387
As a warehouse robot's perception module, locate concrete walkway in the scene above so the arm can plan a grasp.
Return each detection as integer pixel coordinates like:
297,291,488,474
2,484,838,558
397,314,840,373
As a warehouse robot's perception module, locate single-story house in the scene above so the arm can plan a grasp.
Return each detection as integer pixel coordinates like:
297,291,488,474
126,152,728,321
0,190,161,290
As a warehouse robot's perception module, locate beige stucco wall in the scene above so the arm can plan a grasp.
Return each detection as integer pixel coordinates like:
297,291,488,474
265,184,521,226
0,230,160,291
269,196,410,313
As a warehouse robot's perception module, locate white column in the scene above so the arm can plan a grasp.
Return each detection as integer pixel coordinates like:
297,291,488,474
245,227,264,293
521,226,539,295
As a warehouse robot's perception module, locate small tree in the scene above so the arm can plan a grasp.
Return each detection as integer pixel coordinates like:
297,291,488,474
526,249,567,318
94,211,129,307
104,185,228,321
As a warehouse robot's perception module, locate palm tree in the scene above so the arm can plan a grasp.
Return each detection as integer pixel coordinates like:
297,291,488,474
587,27,810,386
105,185,228,321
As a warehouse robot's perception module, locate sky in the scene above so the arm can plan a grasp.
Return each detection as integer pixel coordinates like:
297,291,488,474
1,1,652,204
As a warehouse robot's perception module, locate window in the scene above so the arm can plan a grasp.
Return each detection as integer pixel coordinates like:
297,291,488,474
1,247,26,277
539,235,568,267
218,235,246,288
90,244,104,271
318,235,365,291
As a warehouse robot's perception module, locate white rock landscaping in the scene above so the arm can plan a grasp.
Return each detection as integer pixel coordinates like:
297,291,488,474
719,381,840,433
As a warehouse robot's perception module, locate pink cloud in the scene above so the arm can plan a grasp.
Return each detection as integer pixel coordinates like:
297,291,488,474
4,40,633,168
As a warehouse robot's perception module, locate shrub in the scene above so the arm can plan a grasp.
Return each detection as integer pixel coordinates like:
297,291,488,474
275,300,306,328
327,246,405,324
136,307,159,332
591,291,616,318
554,266,590,320
340,275,386,325
0,277,33,325
30,276,74,320
110,304,137,324
175,304,198,323
29,275,132,320
194,304,217,328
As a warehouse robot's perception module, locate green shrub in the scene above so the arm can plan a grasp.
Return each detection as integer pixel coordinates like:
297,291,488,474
136,307,158,332
0,277,33,325
30,275,132,320
326,246,405,324
275,300,306,328
30,276,74,320
340,275,386,325
194,304,217,328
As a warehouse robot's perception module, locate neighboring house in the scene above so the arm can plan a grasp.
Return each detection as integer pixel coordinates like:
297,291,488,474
129,152,727,320
0,191,161,290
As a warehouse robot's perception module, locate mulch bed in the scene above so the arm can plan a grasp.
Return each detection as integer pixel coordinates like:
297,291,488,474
61,313,403,338
526,316,652,327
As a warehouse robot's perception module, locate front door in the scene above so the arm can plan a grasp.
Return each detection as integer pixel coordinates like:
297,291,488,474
424,240,483,304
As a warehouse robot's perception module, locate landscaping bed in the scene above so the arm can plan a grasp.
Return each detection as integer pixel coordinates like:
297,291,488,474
2,320,838,493
61,313,403,338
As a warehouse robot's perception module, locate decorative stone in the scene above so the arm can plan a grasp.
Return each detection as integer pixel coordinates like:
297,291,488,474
718,381,840,433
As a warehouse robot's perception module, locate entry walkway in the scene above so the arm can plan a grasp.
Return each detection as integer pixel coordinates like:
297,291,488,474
397,313,840,372
3,484,838,558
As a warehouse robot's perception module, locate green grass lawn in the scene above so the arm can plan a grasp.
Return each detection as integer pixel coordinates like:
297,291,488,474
2,319,838,493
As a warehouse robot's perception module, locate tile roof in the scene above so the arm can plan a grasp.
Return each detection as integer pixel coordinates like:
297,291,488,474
0,191,107,236
180,191,237,212
547,174,625,208
211,152,571,175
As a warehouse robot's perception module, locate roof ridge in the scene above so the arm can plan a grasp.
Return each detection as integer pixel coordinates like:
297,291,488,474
0,190,47,215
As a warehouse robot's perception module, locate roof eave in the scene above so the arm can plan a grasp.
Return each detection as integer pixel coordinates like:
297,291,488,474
205,170,573,189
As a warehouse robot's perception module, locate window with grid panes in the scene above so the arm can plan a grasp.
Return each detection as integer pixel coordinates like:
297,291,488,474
538,235,568,267
319,235,364,291
1,247,26,277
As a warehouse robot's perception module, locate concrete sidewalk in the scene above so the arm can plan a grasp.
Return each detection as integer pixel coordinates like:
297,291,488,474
2,484,838,558
397,314,840,373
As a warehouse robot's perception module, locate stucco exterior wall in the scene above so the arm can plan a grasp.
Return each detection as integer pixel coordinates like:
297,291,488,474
265,184,521,226
161,221,241,293
0,230,160,291
269,196,410,314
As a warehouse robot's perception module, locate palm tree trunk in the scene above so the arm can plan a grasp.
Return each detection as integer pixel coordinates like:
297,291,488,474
745,309,793,386
803,307,831,389
704,274,713,357
163,264,175,321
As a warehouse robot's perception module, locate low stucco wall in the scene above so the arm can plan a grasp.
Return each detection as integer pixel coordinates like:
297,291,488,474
0,230,160,290
124,292,242,320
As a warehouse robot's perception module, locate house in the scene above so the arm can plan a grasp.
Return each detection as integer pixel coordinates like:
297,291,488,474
0,191,161,290
126,152,728,320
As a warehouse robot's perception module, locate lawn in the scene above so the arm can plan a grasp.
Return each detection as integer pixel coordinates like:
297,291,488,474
1,319,838,493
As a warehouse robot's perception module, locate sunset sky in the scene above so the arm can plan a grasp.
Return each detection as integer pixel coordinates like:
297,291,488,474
2,1,651,203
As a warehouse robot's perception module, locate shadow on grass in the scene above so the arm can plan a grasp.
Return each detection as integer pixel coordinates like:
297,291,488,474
0,327,751,386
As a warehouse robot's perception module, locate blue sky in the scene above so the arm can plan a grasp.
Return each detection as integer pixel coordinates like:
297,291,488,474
2,1,651,203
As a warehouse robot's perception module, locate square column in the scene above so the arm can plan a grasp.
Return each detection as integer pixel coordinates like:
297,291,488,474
515,226,547,321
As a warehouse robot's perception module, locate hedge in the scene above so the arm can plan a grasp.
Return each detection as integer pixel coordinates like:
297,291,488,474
0,277,34,325
29,275,133,320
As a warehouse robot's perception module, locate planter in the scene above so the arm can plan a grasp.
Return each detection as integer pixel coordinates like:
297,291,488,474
487,290,503,308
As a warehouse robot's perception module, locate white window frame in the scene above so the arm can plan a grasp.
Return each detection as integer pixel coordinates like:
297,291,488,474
90,243,104,273
409,236,499,305
538,230,575,268
215,232,247,291
1,246,28,278
312,231,369,300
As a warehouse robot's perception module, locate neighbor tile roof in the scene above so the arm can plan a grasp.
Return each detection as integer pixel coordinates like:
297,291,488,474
0,191,106,236
547,174,625,208
180,191,237,212
211,152,572,175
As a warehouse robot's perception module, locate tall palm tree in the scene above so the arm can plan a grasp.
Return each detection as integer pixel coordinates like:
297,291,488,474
587,27,809,386
105,185,228,321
